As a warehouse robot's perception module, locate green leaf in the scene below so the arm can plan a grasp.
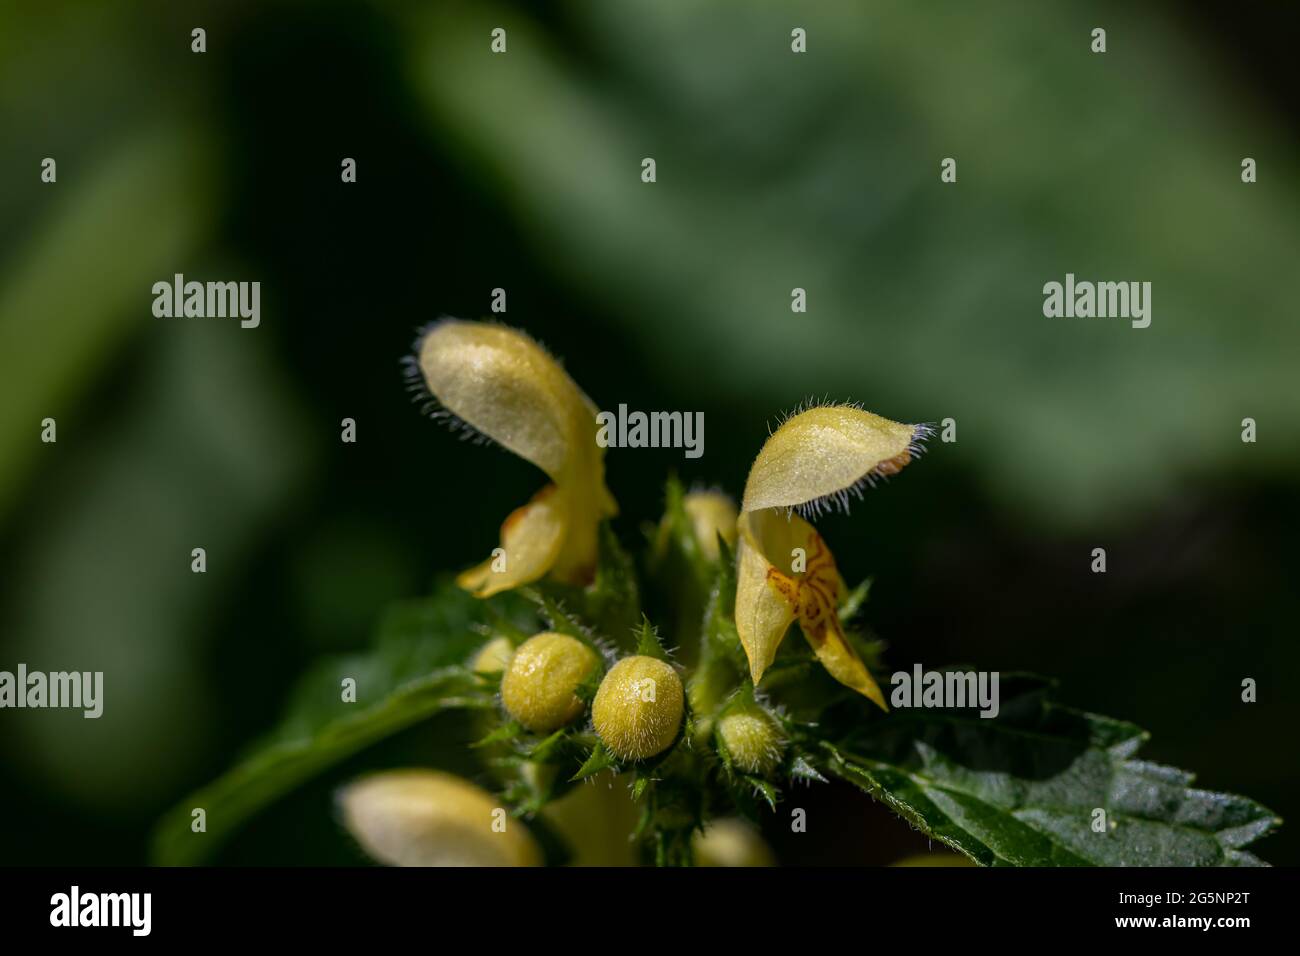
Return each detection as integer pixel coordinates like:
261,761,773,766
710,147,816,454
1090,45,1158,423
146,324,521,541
654,474,715,591
531,523,641,646
521,587,596,644
837,577,873,624
151,580,520,865
473,720,523,748
821,675,1280,866
589,521,642,637
571,742,617,782
267,582,528,745
152,667,490,866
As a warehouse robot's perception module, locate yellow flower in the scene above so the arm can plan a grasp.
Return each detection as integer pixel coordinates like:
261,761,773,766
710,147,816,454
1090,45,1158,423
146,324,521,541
339,769,541,866
734,404,926,709
692,818,776,867
410,320,617,596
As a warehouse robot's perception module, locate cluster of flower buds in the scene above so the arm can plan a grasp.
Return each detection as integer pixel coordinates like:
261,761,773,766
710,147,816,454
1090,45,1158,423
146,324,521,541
341,320,925,866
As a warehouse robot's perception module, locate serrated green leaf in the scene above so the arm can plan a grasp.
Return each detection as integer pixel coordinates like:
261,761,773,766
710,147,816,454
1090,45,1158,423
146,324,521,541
822,677,1280,867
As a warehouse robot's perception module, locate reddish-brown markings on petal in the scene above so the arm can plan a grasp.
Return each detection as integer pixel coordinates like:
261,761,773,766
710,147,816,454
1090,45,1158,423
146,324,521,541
873,451,911,477
765,567,800,606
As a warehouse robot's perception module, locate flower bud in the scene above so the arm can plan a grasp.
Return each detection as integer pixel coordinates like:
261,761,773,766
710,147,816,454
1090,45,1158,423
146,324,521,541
692,818,775,867
500,632,599,733
592,655,684,761
413,320,616,596
716,708,784,776
471,635,514,675
682,490,738,561
339,769,540,867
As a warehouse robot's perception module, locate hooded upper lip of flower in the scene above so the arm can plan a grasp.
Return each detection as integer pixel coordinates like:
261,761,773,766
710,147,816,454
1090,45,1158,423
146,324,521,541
734,403,928,709
408,318,617,597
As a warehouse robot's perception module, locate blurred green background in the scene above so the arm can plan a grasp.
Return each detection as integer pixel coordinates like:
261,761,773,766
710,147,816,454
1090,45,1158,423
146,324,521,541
1,0,1297,865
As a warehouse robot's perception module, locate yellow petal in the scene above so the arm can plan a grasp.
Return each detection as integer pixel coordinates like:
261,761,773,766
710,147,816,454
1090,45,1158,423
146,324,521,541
734,510,798,684
736,509,887,708
457,485,568,597
339,769,541,867
692,818,776,867
417,320,597,482
547,458,605,585
742,405,921,514
798,605,888,711
418,320,617,593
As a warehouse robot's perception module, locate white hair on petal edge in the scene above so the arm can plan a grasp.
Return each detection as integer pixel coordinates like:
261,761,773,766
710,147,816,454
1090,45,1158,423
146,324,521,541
400,316,502,450
402,317,579,455
764,401,934,521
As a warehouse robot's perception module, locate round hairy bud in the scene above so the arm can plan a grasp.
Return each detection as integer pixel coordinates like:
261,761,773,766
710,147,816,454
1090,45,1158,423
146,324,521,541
471,635,514,675
339,769,540,867
500,632,599,733
716,709,784,776
592,656,684,761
